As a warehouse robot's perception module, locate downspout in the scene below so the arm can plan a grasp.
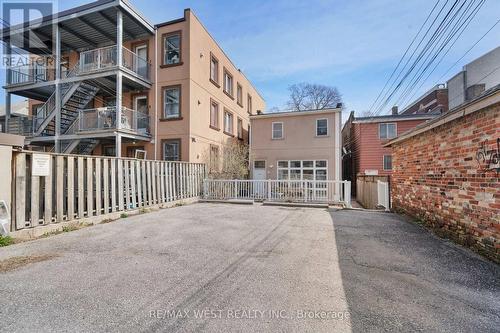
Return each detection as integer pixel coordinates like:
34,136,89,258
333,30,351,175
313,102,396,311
154,28,158,160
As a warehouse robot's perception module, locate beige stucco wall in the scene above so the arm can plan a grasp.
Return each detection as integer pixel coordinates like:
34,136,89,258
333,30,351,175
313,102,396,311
250,109,341,180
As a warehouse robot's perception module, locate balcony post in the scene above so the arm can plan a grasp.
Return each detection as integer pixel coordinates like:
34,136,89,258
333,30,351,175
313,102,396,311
54,23,62,153
115,10,123,157
4,42,11,133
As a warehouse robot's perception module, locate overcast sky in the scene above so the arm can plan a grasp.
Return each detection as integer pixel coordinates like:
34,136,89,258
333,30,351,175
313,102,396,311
2,0,500,115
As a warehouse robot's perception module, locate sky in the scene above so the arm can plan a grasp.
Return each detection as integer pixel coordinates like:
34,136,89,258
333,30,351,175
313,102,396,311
2,0,500,117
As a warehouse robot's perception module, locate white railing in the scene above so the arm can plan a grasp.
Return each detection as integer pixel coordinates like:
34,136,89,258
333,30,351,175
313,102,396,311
79,45,150,80
203,179,351,207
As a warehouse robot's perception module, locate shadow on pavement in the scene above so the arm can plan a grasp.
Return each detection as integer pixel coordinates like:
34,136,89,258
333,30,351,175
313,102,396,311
329,208,500,332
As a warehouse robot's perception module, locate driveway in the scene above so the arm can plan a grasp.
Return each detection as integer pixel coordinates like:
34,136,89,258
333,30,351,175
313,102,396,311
0,203,498,332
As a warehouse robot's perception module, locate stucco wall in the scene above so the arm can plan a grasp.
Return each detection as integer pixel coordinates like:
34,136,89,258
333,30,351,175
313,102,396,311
250,110,341,180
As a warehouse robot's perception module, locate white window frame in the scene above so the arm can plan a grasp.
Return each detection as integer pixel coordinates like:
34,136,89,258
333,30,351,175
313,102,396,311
379,123,397,139
316,118,328,136
224,110,234,134
383,155,392,171
272,122,283,139
276,160,328,180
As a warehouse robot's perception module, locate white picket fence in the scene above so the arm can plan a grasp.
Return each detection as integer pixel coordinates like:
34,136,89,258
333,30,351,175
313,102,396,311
12,151,206,231
203,179,351,207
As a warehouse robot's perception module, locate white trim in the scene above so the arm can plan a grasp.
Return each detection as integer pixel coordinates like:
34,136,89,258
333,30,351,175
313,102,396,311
379,122,397,139
316,118,328,136
250,108,341,119
271,121,283,139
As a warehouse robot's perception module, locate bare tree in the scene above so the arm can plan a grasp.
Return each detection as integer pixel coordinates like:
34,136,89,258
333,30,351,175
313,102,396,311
287,83,342,111
205,138,249,179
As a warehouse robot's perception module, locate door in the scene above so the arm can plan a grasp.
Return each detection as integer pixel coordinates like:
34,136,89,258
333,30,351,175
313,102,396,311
134,44,148,78
134,95,148,133
252,160,266,199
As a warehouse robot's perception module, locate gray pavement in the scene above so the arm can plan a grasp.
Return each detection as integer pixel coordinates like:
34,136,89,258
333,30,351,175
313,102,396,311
0,203,498,332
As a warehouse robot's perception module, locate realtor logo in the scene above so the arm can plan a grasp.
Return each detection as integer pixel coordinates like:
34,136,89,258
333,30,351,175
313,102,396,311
1,0,57,54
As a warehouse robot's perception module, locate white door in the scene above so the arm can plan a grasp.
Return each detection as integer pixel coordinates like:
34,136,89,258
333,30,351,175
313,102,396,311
253,160,266,180
135,45,148,77
253,160,266,199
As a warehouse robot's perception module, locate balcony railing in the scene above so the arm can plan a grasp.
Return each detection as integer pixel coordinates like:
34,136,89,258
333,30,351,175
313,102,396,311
79,45,151,80
6,46,150,86
74,107,150,135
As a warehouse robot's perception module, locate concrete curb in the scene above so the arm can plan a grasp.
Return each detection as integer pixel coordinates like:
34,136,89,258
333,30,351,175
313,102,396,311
262,202,329,209
199,199,254,205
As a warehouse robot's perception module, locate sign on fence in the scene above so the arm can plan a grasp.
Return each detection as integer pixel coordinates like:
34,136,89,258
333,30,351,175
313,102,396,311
31,154,51,176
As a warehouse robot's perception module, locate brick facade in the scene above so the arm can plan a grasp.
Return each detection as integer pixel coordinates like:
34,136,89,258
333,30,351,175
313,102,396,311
390,104,499,262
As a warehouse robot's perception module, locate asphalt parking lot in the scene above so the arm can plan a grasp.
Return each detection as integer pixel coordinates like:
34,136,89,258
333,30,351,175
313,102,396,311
0,203,498,332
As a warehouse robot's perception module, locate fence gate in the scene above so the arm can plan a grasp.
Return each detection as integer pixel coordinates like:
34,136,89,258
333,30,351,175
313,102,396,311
377,180,390,211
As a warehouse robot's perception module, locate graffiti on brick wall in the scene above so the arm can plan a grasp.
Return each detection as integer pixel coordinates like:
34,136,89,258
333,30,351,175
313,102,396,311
476,138,499,174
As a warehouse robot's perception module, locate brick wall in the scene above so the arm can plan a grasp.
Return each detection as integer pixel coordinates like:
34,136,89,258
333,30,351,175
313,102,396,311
390,104,499,263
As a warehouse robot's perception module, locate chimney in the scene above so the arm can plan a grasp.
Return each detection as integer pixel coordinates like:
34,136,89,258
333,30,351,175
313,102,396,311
391,105,398,115
336,103,343,109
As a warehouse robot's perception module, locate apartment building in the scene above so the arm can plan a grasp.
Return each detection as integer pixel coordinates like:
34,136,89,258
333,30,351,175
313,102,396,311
250,108,342,182
1,1,264,163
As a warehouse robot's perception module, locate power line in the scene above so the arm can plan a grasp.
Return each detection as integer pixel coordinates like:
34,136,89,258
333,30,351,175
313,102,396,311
395,0,486,108
366,0,443,115
371,0,464,116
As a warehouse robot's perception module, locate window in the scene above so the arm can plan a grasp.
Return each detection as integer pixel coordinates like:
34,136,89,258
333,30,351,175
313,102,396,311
163,139,181,161
247,94,252,114
103,145,116,157
210,100,219,129
237,118,243,139
163,31,181,65
210,53,219,85
237,83,243,106
163,86,181,119
379,123,397,139
223,68,233,97
383,155,393,170
316,119,328,136
277,160,328,180
254,160,265,169
224,110,234,134
272,122,283,139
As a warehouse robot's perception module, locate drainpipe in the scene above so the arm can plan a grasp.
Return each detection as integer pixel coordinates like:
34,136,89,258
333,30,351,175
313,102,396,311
154,28,158,160
54,24,61,152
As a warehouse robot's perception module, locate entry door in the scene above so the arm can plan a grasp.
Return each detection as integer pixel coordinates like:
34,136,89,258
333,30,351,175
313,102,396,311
253,160,266,180
135,45,148,77
134,95,148,133
253,160,266,199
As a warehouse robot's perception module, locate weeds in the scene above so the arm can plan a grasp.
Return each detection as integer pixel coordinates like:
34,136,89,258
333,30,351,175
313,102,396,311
0,235,14,247
120,213,128,218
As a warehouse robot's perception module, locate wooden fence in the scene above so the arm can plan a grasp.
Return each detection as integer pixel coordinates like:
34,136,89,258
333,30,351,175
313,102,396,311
356,175,389,209
12,151,206,231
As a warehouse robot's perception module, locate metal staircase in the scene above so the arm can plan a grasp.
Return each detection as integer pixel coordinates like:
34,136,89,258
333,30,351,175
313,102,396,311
32,63,99,137
61,138,99,155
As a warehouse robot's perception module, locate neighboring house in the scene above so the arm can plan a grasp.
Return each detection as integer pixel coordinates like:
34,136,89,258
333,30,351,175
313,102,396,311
342,109,436,194
385,84,500,263
0,100,28,132
447,46,500,110
1,1,264,162
399,84,448,115
249,108,342,182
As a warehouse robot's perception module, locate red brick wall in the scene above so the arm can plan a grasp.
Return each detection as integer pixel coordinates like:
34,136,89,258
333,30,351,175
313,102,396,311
391,105,500,263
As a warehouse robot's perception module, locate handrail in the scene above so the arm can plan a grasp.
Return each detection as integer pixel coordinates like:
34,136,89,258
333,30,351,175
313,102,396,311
76,106,150,134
